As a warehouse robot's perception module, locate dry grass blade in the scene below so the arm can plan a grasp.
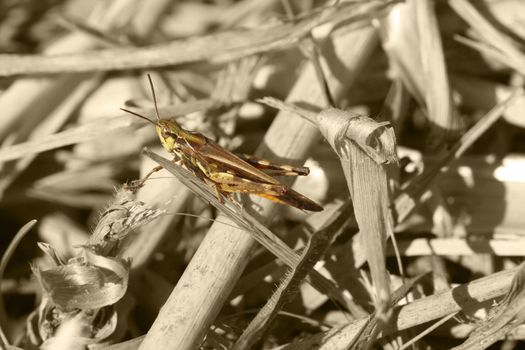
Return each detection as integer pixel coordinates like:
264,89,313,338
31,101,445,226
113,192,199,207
451,74,525,128
281,266,518,349
231,200,349,349
394,88,524,224
0,76,79,141
0,0,141,140
0,115,134,163
452,91,523,158
453,35,512,68
316,109,398,322
451,262,525,349
377,0,458,143
0,220,37,347
257,96,319,124
346,272,429,350
0,74,105,198
212,56,262,104
389,238,525,257
0,0,168,170
413,0,458,139
377,2,426,107
449,0,525,75
55,15,128,48
259,97,398,322
0,100,215,163
298,37,336,108
380,79,411,138
229,201,367,318
398,311,458,350
0,1,394,76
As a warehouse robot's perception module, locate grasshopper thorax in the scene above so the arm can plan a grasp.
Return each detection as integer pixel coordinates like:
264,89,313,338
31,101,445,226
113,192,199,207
156,119,207,154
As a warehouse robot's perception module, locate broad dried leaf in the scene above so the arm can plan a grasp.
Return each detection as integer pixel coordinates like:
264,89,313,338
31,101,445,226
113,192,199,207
317,109,397,316
32,250,129,310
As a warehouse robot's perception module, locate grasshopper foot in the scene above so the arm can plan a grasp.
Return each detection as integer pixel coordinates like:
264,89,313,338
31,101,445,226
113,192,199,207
124,179,145,193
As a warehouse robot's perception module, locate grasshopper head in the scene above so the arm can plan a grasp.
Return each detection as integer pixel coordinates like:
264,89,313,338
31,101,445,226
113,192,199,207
156,120,184,153
121,74,203,155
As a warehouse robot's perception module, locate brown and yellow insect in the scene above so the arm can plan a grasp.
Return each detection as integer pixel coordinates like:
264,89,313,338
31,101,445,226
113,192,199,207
121,75,323,212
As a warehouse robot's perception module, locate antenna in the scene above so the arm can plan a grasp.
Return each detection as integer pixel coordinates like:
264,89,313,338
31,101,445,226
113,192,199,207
147,73,161,122
120,108,156,125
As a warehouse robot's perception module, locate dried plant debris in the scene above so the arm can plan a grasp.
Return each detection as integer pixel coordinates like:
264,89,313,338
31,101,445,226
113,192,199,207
231,199,350,349
0,1,396,76
449,0,525,76
394,88,523,224
378,0,459,144
15,190,163,349
452,262,525,350
87,189,165,254
2,0,525,349
31,249,129,311
260,98,398,323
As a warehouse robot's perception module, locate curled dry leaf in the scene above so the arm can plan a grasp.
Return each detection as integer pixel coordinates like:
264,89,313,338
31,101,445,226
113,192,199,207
30,190,163,311
258,98,398,164
317,108,398,165
316,108,398,328
32,249,129,310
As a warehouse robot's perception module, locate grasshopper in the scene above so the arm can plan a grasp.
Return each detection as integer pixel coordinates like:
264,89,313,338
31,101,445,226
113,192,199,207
121,75,323,212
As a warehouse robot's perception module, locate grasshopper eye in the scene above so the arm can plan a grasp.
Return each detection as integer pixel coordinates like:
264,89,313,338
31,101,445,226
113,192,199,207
161,128,170,139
